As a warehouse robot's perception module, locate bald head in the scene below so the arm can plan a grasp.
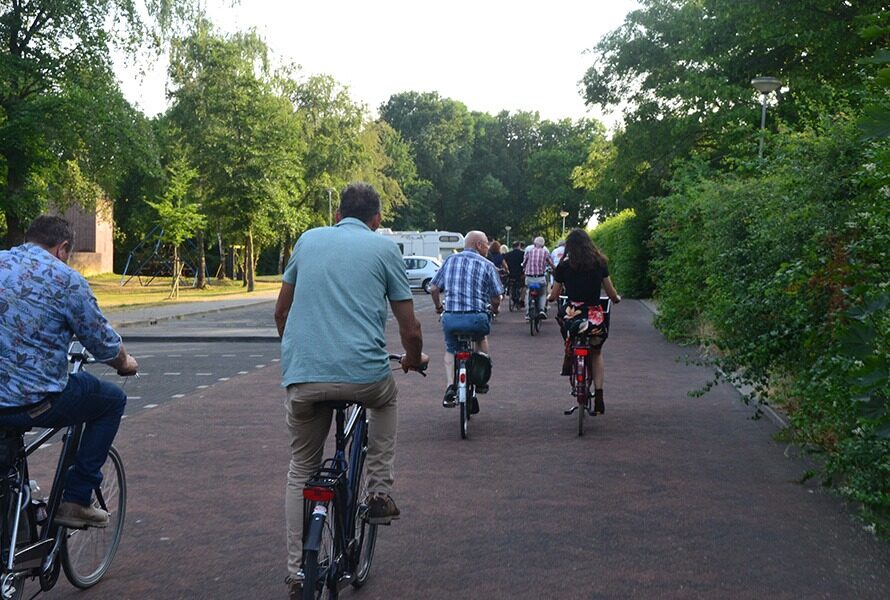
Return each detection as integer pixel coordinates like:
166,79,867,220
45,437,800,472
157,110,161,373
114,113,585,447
465,230,487,248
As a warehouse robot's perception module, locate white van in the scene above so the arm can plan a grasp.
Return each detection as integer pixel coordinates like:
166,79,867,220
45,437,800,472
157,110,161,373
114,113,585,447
377,229,464,260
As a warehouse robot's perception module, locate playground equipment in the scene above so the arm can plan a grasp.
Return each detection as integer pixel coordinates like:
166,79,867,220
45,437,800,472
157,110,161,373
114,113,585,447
119,225,208,287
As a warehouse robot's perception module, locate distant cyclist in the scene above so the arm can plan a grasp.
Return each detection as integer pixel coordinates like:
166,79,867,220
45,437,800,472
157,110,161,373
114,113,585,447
503,241,525,308
547,228,621,415
0,215,138,529
275,183,427,599
430,231,503,409
522,236,555,320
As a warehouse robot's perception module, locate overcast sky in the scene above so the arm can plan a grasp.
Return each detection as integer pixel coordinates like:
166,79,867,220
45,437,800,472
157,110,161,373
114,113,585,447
116,0,639,128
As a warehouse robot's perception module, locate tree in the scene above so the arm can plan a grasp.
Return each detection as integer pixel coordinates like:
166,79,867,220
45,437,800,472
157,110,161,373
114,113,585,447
0,0,200,245
145,155,204,298
166,22,303,291
379,91,475,229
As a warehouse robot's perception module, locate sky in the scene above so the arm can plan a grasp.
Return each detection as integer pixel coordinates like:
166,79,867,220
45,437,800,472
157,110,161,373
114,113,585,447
116,0,639,129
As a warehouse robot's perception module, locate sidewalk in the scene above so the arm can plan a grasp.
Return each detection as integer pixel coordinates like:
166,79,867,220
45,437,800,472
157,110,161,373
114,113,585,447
103,288,279,329
43,298,890,599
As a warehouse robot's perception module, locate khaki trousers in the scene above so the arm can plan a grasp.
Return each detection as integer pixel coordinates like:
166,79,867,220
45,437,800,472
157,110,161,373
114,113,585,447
284,375,398,575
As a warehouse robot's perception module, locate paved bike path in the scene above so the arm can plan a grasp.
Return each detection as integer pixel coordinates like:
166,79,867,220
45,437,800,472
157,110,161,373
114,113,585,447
44,299,890,599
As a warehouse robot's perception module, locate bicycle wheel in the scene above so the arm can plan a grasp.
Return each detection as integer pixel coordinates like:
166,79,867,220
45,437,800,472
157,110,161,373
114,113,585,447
302,503,336,600
529,309,536,336
535,315,542,334
61,445,126,589
574,358,587,437
350,434,377,588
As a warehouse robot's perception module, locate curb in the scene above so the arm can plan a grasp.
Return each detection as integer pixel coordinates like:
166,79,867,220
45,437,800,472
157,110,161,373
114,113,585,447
111,298,277,329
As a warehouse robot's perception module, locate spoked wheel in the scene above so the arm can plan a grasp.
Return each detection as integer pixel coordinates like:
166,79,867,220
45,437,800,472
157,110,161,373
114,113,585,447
303,504,336,600
62,445,126,589
529,310,536,336
350,433,377,589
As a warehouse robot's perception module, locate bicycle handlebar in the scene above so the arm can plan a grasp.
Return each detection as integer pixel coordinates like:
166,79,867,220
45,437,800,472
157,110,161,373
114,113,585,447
389,353,428,376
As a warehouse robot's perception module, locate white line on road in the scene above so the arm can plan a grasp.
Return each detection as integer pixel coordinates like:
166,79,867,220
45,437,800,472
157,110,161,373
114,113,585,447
237,371,248,375
221,354,236,357
163,372,181,376
171,394,185,399
249,354,263,357
271,358,280,362
255,364,266,369
195,354,209,357
196,385,209,389
167,354,182,357
128,396,142,400
218,377,230,381
144,404,158,409
137,355,154,359
195,372,213,376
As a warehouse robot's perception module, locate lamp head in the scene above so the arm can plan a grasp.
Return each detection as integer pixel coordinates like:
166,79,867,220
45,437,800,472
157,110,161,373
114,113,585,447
751,76,782,94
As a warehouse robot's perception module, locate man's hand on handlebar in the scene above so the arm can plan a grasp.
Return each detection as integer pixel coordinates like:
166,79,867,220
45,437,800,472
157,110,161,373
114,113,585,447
399,352,429,374
116,354,139,377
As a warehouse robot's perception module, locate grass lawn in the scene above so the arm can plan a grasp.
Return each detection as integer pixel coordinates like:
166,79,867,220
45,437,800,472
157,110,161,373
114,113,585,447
88,274,282,309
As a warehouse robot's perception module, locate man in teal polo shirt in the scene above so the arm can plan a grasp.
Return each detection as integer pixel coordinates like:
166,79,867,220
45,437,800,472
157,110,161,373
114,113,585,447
275,182,427,599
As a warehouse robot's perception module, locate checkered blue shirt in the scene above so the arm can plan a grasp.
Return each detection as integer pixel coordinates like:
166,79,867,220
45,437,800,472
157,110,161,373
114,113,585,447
431,249,504,312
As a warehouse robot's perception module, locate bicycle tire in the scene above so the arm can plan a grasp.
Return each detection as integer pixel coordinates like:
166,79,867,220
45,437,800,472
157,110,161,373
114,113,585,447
302,504,336,600
61,445,126,589
529,311,536,336
350,431,377,588
535,316,542,334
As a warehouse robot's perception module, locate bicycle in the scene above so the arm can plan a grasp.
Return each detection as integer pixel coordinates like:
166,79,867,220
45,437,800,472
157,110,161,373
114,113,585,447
300,355,424,599
562,298,612,436
0,342,126,600
506,278,523,313
451,332,481,440
527,282,546,336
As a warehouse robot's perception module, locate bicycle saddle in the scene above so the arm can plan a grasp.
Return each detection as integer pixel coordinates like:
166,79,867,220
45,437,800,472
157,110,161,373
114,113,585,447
316,400,360,411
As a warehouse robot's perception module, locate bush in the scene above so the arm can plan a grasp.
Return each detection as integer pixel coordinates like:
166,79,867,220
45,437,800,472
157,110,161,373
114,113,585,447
650,117,890,535
590,208,652,298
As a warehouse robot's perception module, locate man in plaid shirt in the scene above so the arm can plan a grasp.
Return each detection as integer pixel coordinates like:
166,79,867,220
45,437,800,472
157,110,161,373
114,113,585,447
430,231,503,409
522,236,555,319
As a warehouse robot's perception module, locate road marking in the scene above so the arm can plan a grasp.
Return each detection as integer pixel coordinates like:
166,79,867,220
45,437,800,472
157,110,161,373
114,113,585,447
195,372,213,376
237,371,249,375
271,358,280,362
255,364,266,368
144,404,158,409
138,354,154,359
218,377,230,381
194,354,209,357
160,537,171,542
196,385,209,389
221,354,236,357
167,354,182,357
171,394,185,399
128,396,142,400
163,372,181,376
249,354,263,357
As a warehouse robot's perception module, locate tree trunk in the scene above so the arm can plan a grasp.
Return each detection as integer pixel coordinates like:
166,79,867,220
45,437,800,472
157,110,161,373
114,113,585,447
169,245,181,299
217,229,226,280
3,146,28,247
246,230,256,292
196,230,207,288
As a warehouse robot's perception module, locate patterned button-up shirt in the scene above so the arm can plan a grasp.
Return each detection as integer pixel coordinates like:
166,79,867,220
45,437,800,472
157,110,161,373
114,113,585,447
522,246,553,277
431,249,504,312
0,243,121,408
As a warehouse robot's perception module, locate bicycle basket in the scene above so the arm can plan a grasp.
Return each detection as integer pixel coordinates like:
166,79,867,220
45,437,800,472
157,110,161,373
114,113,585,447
466,352,492,385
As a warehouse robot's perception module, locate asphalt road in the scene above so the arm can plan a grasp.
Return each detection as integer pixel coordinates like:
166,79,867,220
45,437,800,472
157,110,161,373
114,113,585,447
28,293,890,600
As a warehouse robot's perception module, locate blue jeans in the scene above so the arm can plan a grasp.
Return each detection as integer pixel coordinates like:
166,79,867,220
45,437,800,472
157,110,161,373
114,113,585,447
0,372,126,505
442,312,491,353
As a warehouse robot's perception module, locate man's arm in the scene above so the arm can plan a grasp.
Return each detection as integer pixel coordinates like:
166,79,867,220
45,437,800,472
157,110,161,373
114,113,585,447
548,281,563,303
430,284,445,315
105,345,138,376
274,282,295,338
389,299,427,371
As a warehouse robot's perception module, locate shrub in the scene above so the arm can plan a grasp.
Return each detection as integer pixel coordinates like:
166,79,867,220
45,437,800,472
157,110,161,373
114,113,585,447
589,208,652,298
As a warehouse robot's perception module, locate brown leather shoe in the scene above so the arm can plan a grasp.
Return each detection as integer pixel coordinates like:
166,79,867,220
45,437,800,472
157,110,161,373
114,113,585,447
55,501,109,529
365,494,400,525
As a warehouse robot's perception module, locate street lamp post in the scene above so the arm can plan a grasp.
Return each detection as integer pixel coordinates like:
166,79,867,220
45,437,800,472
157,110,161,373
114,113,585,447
504,225,512,246
327,188,334,226
559,210,569,237
751,76,782,159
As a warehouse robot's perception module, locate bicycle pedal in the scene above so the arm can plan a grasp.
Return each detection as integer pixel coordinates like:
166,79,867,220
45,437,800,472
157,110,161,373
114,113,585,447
564,406,578,415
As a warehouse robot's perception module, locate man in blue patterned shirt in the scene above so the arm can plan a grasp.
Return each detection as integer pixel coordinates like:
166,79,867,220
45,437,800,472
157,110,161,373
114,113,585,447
0,216,138,529
430,231,503,410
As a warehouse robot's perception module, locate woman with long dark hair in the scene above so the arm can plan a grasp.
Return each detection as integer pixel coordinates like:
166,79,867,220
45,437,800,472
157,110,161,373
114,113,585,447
547,228,621,414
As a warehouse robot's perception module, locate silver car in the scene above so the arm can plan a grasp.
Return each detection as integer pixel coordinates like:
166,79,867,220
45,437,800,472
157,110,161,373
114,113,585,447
403,255,441,294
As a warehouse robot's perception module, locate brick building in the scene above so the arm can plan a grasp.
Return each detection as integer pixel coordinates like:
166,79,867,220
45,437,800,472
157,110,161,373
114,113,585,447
54,200,114,275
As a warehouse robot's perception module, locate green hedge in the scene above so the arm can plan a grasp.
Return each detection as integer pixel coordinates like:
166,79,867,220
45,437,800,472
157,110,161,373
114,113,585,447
650,118,890,535
589,208,652,298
